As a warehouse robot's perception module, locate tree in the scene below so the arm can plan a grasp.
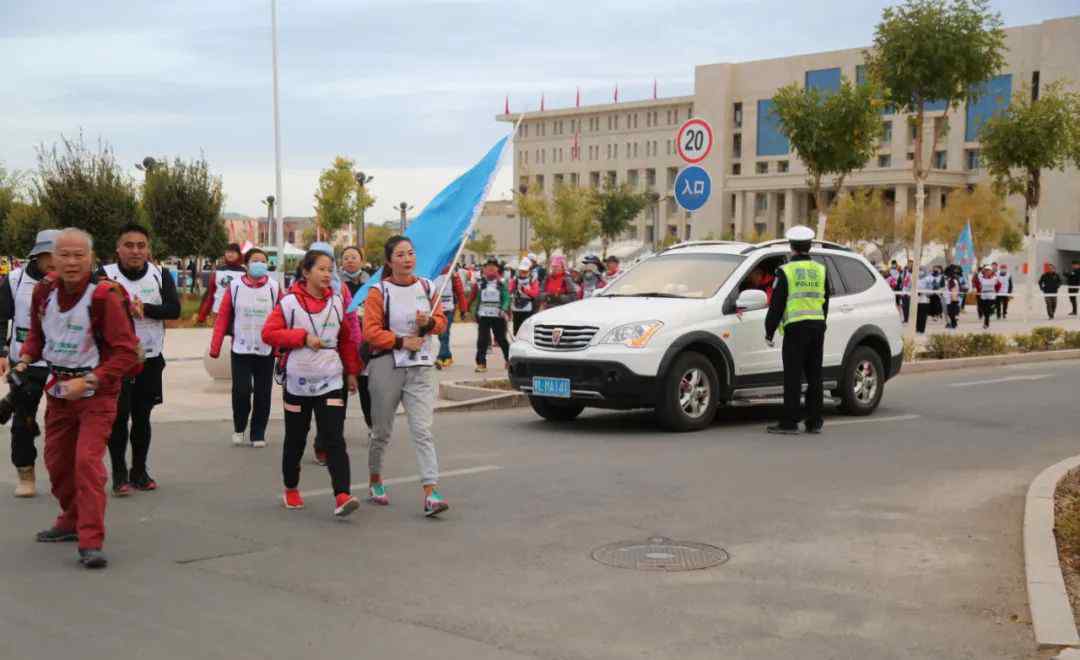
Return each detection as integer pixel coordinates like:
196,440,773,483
518,188,558,264
313,156,373,243
0,164,27,256
364,223,396,268
464,232,497,259
35,134,139,255
827,188,908,263
596,184,649,257
979,81,1080,317
552,184,601,263
142,155,226,259
771,76,884,240
864,0,1006,336
926,184,1018,263
6,203,56,257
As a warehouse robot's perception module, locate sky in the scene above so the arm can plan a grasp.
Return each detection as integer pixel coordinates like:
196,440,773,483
2,0,1078,224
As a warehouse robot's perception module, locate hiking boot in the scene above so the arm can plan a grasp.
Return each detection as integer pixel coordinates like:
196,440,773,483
14,466,35,498
78,548,108,569
36,526,78,543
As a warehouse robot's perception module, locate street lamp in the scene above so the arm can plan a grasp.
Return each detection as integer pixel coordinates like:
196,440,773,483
354,171,373,248
397,201,414,233
261,195,275,247
134,156,158,181
517,183,529,255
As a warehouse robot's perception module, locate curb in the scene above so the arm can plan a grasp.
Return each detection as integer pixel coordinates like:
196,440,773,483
903,349,1080,374
436,380,528,413
1025,454,1080,650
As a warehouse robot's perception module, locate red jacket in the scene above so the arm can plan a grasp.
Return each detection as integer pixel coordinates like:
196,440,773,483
509,275,540,299
20,274,141,397
260,281,362,376
197,263,246,323
209,274,278,358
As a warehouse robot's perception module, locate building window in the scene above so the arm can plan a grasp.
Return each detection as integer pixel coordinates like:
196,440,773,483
667,167,678,189
688,105,694,118
590,171,600,188
754,193,768,212
606,171,617,187
554,173,564,187
614,115,620,130
570,173,579,186
881,121,893,143
627,170,639,188
933,151,947,169
733,102,743,128
934,116,949,141
646,168,656,188
519,176,529,191
606,144,611,160
645,225,655,244
778,160,789,173
965,149,981,171
906,151,914,162
756,162,768,174
633,143,639,158
666,139,673,155
878,154,892,168
535,175,544,191
733,133,742,158
732,163,741,175
908,123,917,143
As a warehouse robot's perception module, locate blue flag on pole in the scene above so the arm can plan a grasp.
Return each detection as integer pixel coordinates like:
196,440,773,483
346,134,511,312
954,221,977,280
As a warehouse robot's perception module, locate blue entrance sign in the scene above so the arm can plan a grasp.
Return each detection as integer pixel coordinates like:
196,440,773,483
674,166,711,212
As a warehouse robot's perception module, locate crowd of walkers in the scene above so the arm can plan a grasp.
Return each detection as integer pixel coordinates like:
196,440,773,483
882,258,1080,332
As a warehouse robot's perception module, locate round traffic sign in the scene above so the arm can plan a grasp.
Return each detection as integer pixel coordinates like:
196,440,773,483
674,166,712,212
676,118,713,164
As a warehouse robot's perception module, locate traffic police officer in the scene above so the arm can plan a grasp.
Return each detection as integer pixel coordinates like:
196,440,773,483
764,225,829,435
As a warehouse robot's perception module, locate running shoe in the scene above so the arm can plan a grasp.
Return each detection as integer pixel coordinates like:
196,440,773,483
112,481,133,497
232,432,246,446
78,548,108,569
766,424,800,435
474,365,487,373
35,526,78,543
251,439,267,449
130,473,158,491
368,482,389,505
313,449,327,466
424,490,449,517
434,359,444,370
334,493,360,517
444,358,454,367
283,488,304,509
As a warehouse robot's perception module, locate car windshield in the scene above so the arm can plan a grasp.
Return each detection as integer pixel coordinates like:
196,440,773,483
599,252,744,299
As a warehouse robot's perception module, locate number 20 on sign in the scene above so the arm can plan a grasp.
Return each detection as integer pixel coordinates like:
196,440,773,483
676,118,713,164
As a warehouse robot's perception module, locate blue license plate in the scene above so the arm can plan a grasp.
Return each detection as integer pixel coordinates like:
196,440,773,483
532,376,571,398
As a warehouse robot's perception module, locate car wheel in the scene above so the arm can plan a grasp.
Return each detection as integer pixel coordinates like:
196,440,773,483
838,346,884,416
528,396,586,422
656,351,719,432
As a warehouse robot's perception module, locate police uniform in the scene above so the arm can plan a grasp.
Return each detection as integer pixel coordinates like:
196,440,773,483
764,226,829,434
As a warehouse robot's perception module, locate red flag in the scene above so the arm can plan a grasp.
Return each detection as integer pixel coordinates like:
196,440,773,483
614,85,619,103
504,95,509,115
653,79,658,100
576,87,580,108
540,93,545,111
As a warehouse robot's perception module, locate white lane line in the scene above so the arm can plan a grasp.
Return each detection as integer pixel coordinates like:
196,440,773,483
948,374,1052,387
827,414,921,426
301,464,503,498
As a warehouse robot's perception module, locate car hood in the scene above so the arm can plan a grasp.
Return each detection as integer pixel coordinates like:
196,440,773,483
526,296,705,330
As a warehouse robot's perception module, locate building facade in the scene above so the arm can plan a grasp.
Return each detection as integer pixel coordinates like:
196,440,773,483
498,15,1080,249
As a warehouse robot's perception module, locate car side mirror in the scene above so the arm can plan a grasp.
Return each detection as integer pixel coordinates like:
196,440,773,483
735,289,768,312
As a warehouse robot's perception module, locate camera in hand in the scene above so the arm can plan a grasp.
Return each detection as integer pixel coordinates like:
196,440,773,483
0,369,44,427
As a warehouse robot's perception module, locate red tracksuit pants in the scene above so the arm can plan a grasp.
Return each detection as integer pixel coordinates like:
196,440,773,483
44,394,118,550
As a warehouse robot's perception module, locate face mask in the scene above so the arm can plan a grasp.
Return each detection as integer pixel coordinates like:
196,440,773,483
248,262,268,279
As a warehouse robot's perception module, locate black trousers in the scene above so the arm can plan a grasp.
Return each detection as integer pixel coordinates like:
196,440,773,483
314,375,372,453
512,310,533,337
900,297,910,322
231,352,274,441
1069,289,1077,315
780,322,825,430
947,302,960,329
9,366,48,468
996,295,1009,319
916,303,930,334
109,355,165,483
476,316,510,366
977,299,995,328
1046,297,1058,319
283,388,350,495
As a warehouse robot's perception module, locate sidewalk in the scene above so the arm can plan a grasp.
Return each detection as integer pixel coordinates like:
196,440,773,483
907,301,1080,345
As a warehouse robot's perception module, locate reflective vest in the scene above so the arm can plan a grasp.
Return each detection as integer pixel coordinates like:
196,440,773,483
229,278,279,356
780,260,826,331
8,268,46,367
104,263,165,358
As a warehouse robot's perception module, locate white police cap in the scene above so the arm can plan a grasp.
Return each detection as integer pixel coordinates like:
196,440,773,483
785,225,815,242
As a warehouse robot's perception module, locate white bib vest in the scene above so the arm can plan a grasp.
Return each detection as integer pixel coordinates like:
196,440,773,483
230,278,279,356
42,284,99,398
511,276,534,313
104,263,165,358
476,279,502,318
280,293,343,396
379,279,434,368
8,268,46,367
433,274,456,312
213,269,242,314
978,276,999,301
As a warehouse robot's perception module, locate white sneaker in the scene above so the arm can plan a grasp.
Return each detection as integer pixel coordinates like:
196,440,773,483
232,432,246,446
251,440,267,448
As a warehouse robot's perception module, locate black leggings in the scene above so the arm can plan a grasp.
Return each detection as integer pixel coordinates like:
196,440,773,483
476,316,510,366
109,356,164,483
231,352,275,441
282,388,350,495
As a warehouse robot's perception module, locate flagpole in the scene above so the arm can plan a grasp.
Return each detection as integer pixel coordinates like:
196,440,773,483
271,0,285,286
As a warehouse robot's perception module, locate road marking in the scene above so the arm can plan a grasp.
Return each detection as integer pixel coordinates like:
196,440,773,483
827,414,921,426
300,464,503,498
948,374,1052,387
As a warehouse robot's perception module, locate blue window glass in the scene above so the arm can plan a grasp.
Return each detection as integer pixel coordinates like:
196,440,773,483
805,68,842,95
925,99,947,112
965,74,1012,141
756,99,789,156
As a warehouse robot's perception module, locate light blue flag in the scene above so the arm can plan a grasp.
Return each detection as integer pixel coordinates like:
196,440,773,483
346,134,511,313
954,221,977,280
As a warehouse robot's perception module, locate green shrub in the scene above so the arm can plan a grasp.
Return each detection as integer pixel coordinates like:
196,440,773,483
924,333,968,359
1063,331,1080,350
1014,327,1066,352
965,333,1008,357
902,337,918,362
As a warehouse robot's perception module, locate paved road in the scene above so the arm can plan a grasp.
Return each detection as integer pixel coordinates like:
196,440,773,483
2,360,1078,659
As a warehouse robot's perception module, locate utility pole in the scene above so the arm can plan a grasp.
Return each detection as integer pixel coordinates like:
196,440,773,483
270,0,285,286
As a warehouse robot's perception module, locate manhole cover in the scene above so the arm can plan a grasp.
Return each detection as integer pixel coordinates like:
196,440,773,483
591,536,730,571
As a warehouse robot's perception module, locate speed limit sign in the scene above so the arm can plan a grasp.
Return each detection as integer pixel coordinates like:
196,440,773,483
676,118,713,164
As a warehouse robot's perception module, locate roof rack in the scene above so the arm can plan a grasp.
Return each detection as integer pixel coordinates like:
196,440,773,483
739,239,852,255
660,240,747,253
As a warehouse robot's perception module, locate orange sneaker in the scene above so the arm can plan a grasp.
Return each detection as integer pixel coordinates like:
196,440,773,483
283,488,304,509
334,493,360,517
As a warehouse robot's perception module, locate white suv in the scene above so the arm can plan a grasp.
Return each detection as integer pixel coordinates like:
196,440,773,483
509,240,904,431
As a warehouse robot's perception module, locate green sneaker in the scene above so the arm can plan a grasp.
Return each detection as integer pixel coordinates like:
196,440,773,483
424,490,449,517
368,482,389,506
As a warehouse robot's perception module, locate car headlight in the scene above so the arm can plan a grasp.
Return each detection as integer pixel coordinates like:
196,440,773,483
598,320,664,348
515,318,535,344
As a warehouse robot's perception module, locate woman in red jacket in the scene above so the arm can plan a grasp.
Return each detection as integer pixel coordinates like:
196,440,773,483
261,250,361,517
209,248,280,448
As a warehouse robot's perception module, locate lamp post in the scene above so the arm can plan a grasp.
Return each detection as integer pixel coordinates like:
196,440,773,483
270,0,285,286
261,196,275,247
134,156,158,182
397,202,413,233
517,184,529,255
354,171,373,249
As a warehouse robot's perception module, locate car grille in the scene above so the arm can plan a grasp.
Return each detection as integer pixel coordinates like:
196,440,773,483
534,325,599,351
